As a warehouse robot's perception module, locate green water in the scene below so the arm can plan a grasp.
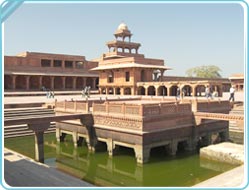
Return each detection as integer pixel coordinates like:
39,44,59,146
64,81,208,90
5,134,236,187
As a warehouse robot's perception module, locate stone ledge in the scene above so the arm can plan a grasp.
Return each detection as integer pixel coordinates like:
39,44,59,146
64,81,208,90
200,142,244,165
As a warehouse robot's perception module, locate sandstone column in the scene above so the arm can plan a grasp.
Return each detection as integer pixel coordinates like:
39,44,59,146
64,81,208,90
134,145,151,164
26,76,30,90
12,75,16,90
27,122,50,163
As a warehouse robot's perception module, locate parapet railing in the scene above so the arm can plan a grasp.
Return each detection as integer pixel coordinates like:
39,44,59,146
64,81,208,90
191,100,231,113
92,102,192,117
54,100,89,113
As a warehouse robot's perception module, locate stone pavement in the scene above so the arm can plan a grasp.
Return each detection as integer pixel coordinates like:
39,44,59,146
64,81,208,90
4,91,244,105
193,165,245,187
3,148,94,187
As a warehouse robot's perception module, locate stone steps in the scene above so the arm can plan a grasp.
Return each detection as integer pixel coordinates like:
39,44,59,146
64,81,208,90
4,107,56,138
229,105,244,144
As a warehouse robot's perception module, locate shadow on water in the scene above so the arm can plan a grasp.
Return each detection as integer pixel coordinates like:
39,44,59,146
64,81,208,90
5,133,236,187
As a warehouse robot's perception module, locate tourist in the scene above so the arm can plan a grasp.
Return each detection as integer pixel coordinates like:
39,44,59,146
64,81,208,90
51,91,55,98
87,86,91,97
46,90,49,98
205,86,211,99
229,86,235,102
176,87,180,99
182,89,186,99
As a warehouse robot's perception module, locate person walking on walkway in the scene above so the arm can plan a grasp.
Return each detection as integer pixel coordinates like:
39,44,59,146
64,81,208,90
229,86,235,102
205,86,211,99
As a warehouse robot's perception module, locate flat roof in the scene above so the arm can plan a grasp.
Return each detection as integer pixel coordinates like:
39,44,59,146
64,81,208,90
91,62,171,71
4,71,98,77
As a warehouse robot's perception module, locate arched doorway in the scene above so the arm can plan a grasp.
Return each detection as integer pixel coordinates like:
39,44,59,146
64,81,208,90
195,85,206,96
182,85,192,96
42,76,51,90
54,77,62,90
30,76,39,90
137,86,145,95
115,87,121,95
4,75,12,90
157,86,167,96
108,87,114,95
16,76,26,90
86,78,93,88
148,86,156,96
101,88,106,94
169,85,178,96
76,78,83,89
65,77,73,89
124,88,131,95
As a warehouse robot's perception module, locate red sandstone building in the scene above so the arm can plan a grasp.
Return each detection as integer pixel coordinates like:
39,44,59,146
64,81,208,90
4,23,231,95
229,73,244,91
4,52,99,91
92,23,230,97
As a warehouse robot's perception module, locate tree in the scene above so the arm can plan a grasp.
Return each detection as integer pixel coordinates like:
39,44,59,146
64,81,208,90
186,65,222,78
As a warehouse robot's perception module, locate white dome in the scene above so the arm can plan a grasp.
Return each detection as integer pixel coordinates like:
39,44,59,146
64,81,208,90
118,23,128,30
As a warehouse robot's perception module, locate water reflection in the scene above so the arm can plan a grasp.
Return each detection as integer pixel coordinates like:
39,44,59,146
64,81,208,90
54,141,235,187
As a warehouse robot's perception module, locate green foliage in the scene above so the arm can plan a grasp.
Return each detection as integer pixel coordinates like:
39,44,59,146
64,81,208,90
186,65,222,78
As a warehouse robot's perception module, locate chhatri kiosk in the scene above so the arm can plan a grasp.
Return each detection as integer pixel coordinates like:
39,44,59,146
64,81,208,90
92,23,229,97
92,23,170,96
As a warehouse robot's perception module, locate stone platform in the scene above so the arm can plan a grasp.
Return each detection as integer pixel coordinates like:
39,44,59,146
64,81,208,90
200,142,244,165
3,148,94,187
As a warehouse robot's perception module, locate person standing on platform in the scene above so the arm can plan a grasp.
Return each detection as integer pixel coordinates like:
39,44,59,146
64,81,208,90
229,86,235,102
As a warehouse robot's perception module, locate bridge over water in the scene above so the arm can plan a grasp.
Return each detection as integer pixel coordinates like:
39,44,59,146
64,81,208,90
4,113,90,163
4,97,244,164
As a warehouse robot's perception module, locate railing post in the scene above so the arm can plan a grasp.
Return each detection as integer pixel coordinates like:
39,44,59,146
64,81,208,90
74,100,77,111
64,100,66,111
122,103,125,116
106,101,109,114
86,101,89,113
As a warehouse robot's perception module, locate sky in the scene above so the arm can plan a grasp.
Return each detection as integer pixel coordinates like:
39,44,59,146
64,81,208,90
3,2,245,77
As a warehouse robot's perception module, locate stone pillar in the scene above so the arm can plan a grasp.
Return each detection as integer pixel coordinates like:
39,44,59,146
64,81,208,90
113,88,116,96
72,131,78,148
93,78,97,89
134,145,151,164
34,131,45,162
192,86,196,97
62,60,65,69
26,76,30,90
39,76,43,89
131,87,135,96
56,128,61,142
85,136,95,152
51,76,54,90
166,140,178,156
160,70,164,81
155,87,159,96
145,87,148,96
106,139,116,156
62,77,66,90
27,122,50,163
12,75,16,90
219,85,223,97
83,78,86,87
73,77,76,90
120,88,124,96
